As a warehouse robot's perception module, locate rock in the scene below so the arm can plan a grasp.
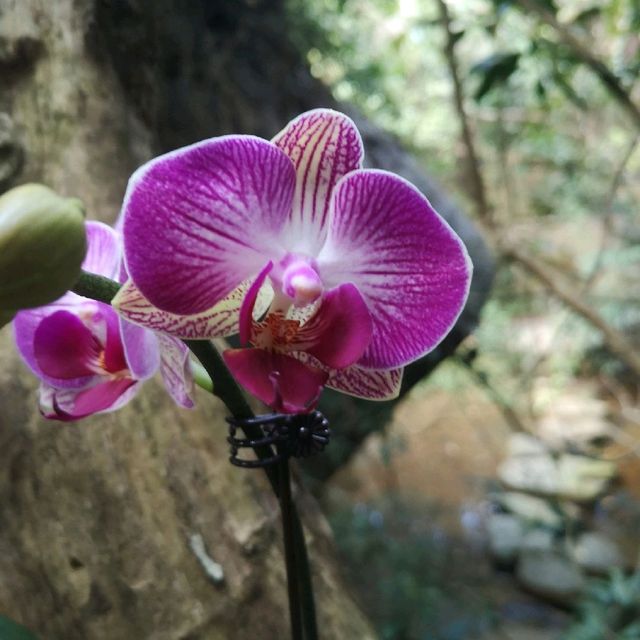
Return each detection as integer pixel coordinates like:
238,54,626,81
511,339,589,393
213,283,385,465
533,381,614,450
507,434,549,457
499,452,558,495
498,438,616,502
496,492,563,528
570,532,625,575
487,513,524,565
520,529,555,553
556,455,617,502
517,550,585,605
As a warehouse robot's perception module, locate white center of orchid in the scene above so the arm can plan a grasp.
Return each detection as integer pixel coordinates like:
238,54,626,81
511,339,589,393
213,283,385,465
280,259,323,308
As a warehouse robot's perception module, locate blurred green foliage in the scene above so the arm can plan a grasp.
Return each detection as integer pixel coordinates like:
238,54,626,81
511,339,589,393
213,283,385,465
562,570,640,640
287,0,640,400
286,0,640,637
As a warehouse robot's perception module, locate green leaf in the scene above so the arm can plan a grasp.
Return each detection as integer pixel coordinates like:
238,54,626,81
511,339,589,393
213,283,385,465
471,52,520,100
0,616,39,640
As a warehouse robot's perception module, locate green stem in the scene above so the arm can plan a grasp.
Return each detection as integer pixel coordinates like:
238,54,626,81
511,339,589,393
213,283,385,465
278,455,303,639
71,270,318,639
190,359,213,393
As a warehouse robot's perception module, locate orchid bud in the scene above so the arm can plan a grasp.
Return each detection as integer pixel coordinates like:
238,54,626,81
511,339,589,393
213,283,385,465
0,184,86,312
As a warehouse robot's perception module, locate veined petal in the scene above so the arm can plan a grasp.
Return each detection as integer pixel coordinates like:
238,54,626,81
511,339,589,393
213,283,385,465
83,221,121,280
113,277,272,340
120,319,160,381
122,136,296,315
326,365,403,400
33,310,100,383
292,351,402,400
318,170,472,369
157,333,195,409
223,348,327,413
39,378,138,421
273,109,364,255
293,283,372,369
239,261,273,344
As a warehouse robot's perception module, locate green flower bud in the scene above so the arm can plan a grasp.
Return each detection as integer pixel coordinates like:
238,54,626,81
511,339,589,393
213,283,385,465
0,184,86,312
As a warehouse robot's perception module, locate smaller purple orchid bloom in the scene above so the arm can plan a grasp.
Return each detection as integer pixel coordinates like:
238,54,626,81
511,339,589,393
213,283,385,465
114,109,472,413
13,221,194,421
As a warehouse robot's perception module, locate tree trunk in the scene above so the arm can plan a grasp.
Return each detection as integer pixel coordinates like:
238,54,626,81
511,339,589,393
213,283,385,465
0,1,492,637
0,1,376,638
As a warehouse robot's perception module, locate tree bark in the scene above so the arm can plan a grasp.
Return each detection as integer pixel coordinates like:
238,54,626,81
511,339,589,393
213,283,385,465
0,0,493,636
0,2,376,638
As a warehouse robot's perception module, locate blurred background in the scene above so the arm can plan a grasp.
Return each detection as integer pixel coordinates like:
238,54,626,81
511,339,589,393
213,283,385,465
292,1,640,638
0,0,639,638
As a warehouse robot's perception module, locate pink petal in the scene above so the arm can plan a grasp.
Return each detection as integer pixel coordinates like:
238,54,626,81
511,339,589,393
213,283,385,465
120,319,160,381
39,378,138,421
157,333,195,409
239,261,273,344
102,308,129,373
293,283,372,369
14,303,90,388
318,170,472,369
83,221,121,280
223,348,328,413
113,276,273,340
292,351,403,400
33,310,100,381
273,109,364,255
326,365,403,400
122,136,296,315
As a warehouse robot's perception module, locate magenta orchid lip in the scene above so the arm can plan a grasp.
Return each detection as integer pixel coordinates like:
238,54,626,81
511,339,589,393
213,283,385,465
115,109,473,413
13,221,194,420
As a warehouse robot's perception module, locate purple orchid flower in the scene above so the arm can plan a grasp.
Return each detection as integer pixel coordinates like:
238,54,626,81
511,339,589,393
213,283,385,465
114,109,472,413
13,221,194,420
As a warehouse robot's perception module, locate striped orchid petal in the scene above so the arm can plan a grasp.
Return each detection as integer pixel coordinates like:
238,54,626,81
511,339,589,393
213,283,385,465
326,365,403,400
293,351,402,401
273,109,363,255
113,277,272,340
157,333,195,409
318,170,472,369
122,136,296,316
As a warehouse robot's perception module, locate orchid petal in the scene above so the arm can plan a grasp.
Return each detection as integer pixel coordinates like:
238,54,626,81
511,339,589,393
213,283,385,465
113,277,272,340
33,310,100,382
326,365,403,400
292,351,402,400
223,348,327,413
39,378,138,421
83,221,121,280
273,109,364,255
157,333,195,409
122,136,296,315
102,308,129,373
14,303,91,388
318,170,472,369
239,261,273,344
120,319,160,381
293,283,372,369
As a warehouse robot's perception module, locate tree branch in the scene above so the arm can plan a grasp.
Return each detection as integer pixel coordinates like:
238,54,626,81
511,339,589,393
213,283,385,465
436,0,492,222
501,244,640,377
514,0,640,131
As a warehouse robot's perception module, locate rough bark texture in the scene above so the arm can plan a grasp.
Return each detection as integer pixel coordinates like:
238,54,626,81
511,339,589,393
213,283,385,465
0,0,492,637
0,1,375,638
